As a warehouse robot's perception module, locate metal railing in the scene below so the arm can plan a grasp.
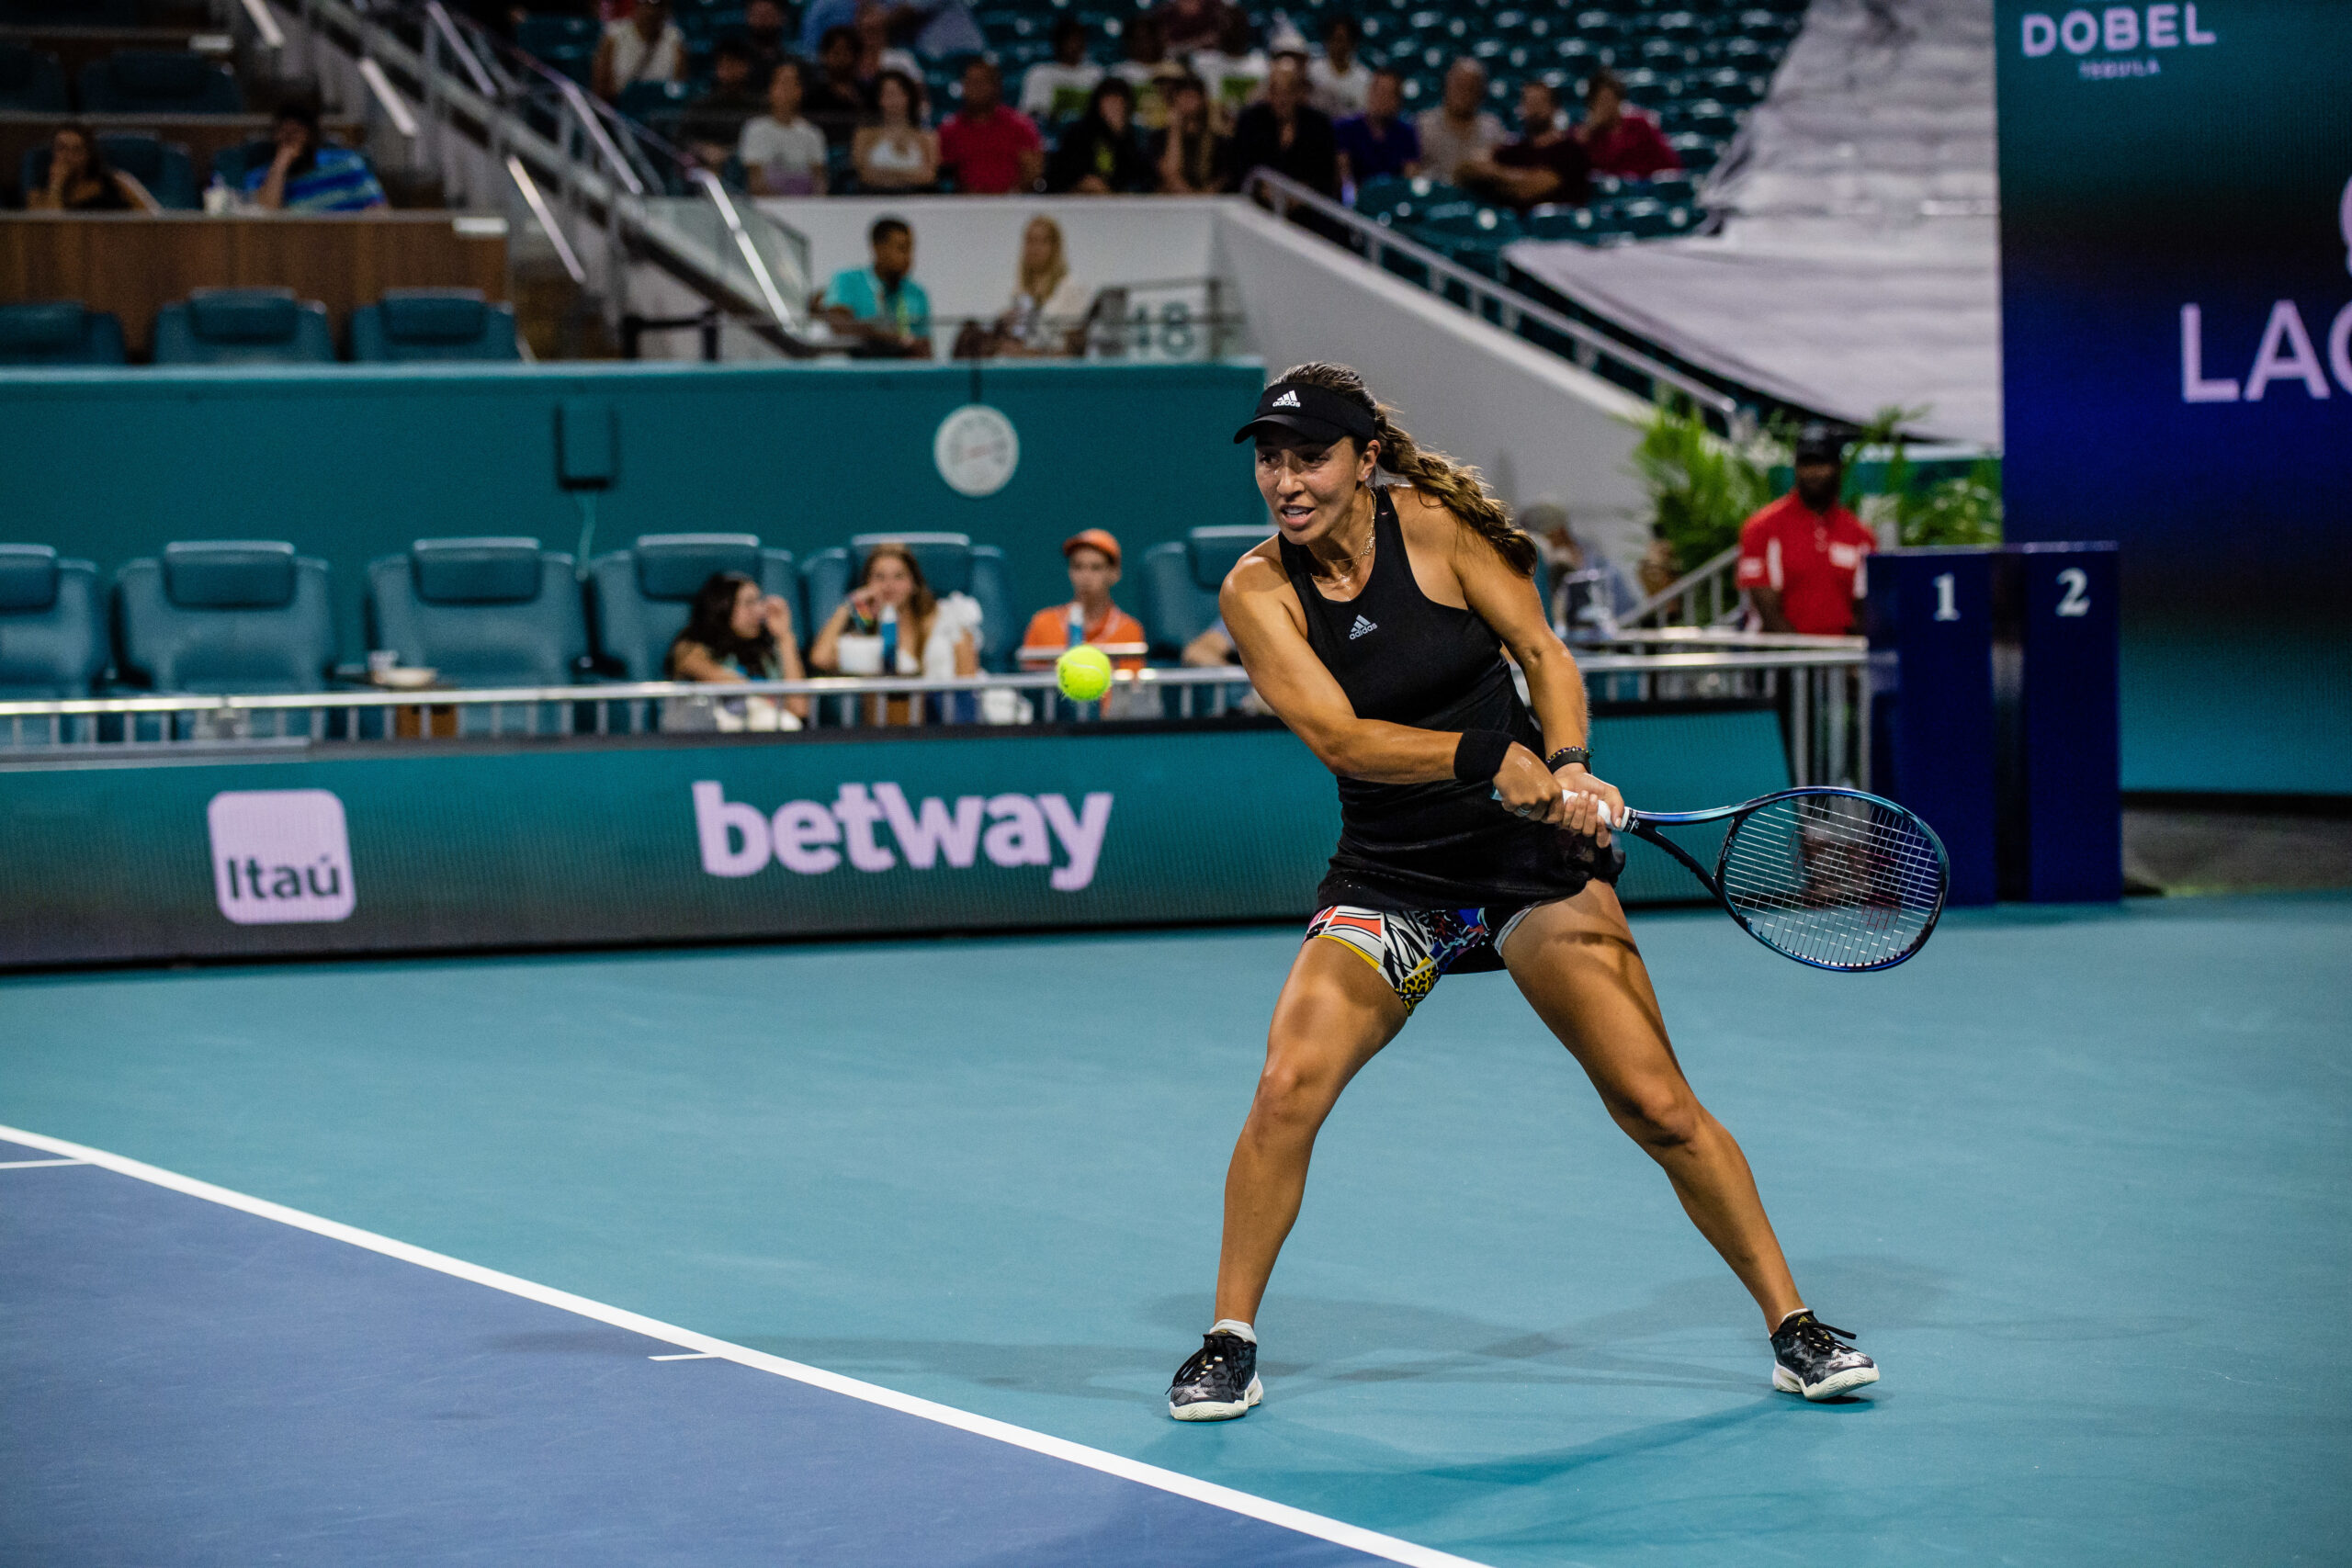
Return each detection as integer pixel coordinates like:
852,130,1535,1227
1241,170,1750,438
0,647,1870,786
1620,543,1747,628
246,0,819,350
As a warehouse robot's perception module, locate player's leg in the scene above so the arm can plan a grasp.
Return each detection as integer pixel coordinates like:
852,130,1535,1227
1216,935,1407,1323
1500,881,1879,1397
1500,881,1800,1317
1170,931,1406,1420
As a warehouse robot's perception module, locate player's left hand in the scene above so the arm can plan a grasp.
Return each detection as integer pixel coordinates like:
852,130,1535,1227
1554,764,1620,847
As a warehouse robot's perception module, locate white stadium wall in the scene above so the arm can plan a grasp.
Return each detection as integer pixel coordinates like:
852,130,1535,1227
630,195,1649,563
1209,202,1651,565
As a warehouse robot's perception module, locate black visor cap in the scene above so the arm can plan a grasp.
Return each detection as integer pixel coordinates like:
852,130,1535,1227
1233,380,1379,448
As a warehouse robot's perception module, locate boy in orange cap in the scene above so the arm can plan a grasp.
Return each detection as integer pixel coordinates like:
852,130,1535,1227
1021,528,1149,671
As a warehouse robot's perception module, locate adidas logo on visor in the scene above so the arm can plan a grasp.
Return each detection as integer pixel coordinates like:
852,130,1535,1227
1272,389,1301,408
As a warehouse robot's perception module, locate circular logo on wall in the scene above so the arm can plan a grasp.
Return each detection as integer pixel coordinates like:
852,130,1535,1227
933,404,1020,498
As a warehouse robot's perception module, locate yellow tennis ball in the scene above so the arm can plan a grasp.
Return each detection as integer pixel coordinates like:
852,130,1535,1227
1057,644,1114,702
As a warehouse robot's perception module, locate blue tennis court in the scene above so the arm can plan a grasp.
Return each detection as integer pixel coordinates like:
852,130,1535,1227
5,893,2346,1566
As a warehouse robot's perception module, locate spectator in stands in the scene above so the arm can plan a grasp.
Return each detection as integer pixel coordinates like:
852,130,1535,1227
1637,538,1679,602
1416,58,1504,185
1228,54,1337,197
1455,78,1590,209
1152,73,1230,193
244,99,387,211
1152,0,1231,57
803,0,979,62
854,69,939,191
956,213,1088,357
1114,15,1183,132
1519,498,1638,635
1737,423,1874,636
1022,529,1148,671
1334,67,1419,187
1046,77,1150,194
666,570,809,728
741,59,829,194
819,215,933,356
735,0,791,75
938,59,1043,195
1189,8,1265,130
1308,15,1369,118
804,27,873,148
27,124,157,212
681,38,769,164
852,0,922,96
1575,69,1681,180
1022,17,1103,126
593,0,685,101
808,543,982,728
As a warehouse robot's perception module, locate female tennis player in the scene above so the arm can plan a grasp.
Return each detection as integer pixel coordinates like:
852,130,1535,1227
1167,364,1878,1419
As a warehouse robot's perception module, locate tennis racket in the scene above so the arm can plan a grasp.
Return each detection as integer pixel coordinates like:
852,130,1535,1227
1502,784,1950,971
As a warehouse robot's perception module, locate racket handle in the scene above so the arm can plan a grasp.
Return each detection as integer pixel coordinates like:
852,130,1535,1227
1487,785,1635,832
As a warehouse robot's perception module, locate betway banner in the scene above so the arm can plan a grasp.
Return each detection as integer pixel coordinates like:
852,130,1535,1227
0,709,1791,967
0,728,1338,967
1995,1,2352,616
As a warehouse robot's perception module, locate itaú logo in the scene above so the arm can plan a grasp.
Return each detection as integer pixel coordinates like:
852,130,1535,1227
2178,175,2352,406
2020,6,2217,59
692,780,1114,892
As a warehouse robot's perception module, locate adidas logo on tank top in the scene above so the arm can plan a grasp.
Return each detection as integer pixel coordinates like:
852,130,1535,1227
1349,615,1378,639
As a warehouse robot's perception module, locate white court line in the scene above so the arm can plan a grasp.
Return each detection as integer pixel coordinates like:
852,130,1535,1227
0,1122,1491,1568
0,1156,88,1169
648,1352,720,1361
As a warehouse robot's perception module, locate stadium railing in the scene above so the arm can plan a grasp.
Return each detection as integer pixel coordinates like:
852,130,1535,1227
1240,167,1751,438
0,646,1871,787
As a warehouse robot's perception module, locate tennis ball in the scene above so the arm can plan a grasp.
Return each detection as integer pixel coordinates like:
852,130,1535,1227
1057,644,1114,703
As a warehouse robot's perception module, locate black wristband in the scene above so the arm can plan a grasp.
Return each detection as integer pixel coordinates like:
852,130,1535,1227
1453,728,1515,784
1546,746,1591,771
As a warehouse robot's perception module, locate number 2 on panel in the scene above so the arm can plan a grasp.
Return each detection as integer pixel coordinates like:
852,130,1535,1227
2055,567,2090,617
1932,572,1960,622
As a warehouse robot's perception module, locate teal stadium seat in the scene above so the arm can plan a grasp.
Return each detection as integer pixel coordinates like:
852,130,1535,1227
205,136,275,192
348,289,521,363
588,533,799,681
0,40,68,111
114,542,335,696
0,300,126,365
152,288,335,366
800,533,1016,671
0,546,107,742
20,132,199,209
515,13,599,83
1138,525,1268,660
365,538,588,688
76,50,243,115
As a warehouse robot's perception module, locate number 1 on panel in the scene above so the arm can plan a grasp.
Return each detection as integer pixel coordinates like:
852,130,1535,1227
1932,572,1960,622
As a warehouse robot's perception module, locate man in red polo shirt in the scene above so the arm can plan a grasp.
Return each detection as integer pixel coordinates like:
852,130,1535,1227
1737,423,1875,635
939,58,1044,194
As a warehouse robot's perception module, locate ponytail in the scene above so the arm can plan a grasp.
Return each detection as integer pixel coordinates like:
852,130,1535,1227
1272,361,1537,578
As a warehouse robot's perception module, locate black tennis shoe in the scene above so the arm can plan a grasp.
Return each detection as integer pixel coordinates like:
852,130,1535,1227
1167,1330,1261,1421
1770,1311,1880,1400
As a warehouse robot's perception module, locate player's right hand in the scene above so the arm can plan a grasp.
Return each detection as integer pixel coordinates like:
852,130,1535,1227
1493,744,1565,824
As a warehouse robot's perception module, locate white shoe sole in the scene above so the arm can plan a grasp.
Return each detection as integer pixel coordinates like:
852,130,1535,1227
1169,1375,1263,1421
1774,1362,1881,1401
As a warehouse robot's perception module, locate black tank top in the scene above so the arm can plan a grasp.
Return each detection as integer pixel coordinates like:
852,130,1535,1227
1279,487,1619,915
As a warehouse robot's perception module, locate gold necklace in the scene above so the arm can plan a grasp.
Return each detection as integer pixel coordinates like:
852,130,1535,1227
1306,501,1377,584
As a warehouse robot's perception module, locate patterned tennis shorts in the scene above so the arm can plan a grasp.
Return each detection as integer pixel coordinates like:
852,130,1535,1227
1304,902,1550,1016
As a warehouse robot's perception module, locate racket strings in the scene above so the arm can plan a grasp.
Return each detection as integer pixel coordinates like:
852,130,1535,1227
1718,795,1943,969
